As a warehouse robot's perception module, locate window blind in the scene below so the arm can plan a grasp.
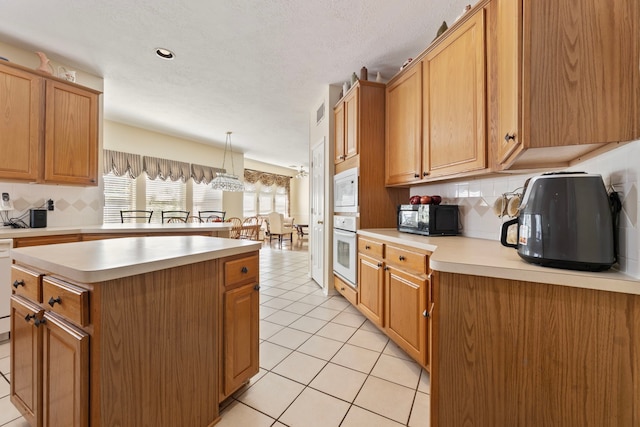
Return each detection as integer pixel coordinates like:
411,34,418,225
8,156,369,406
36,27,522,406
103,173,136,223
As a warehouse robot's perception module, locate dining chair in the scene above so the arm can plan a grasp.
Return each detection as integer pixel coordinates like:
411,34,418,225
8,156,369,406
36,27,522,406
266,212,294,245
199,210,226,222
120,210,153,223
225,217,243,239
161,210,190,223
240,216,260,240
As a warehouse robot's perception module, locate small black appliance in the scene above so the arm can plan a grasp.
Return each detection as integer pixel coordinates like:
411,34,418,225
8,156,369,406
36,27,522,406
397,204,459,236
30,209,47,228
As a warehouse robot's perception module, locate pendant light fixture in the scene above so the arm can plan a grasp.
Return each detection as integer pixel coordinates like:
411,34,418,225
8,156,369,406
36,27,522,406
211,131,245,192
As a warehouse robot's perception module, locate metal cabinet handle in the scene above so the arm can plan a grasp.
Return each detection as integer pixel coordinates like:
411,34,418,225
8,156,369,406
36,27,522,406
425,303,435,318
241,266,248,274
365,245,371,250
399,255,406,261
377,262,383,267
24,313,36,322
414,173,420,178
13,280,25,289
423,171,429,177
254,284,261,291
34,317,46,327
48,296,62,307
504,133,516,142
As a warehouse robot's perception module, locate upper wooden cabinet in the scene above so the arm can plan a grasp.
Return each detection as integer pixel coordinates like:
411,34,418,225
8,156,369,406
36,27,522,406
385,65,423,185
493,0,640,170
334,81,381,165
386,6,488,186
334,86,359,164
0,61,100,186
0,63,42,181
423,10,486,178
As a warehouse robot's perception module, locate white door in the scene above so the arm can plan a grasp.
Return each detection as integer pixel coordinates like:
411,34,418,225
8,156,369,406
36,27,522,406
310,139,325,288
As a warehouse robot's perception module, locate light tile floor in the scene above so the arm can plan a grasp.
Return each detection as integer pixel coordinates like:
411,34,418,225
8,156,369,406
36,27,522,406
0,245,429,427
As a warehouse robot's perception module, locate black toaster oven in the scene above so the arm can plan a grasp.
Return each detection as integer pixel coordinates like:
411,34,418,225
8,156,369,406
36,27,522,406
397,204,459,236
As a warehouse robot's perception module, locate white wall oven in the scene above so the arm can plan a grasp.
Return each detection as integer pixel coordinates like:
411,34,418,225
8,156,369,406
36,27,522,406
334,167,358,213
333,215,357,287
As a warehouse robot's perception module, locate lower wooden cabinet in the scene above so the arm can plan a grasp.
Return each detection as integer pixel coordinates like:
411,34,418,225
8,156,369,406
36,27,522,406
385,266,428,367
219,252,260,401
334,275,357,306
222,282,259,397
357,253,385,327
355,236,431,370
41,312,89,427
10,295,42,427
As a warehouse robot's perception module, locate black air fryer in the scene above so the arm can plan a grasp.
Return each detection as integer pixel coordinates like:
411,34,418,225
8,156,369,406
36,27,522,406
501,172,616,271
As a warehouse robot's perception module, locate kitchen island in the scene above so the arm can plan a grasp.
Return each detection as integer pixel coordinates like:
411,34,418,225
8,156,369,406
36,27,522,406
9,235,261,427
358,229,640,427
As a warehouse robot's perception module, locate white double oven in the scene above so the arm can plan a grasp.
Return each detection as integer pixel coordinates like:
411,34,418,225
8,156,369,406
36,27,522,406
333,167,358,288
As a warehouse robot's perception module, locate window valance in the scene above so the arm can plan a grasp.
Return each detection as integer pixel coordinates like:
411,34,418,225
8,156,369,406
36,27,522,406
103,149,143,178
244,169,291,191
142,156,190,182
191,163,226,185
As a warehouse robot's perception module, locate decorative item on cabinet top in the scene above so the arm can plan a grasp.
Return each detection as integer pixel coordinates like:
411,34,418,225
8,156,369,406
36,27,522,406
35,51,53,74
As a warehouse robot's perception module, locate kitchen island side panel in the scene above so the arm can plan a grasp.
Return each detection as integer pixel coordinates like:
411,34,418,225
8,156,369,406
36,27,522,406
92,260,219,427
434,272,638,427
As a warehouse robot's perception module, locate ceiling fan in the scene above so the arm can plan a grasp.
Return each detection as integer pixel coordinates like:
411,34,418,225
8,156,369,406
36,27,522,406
290,165,308,179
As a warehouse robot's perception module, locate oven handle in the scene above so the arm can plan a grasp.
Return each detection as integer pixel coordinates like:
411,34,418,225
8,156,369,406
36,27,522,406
334,229,356,238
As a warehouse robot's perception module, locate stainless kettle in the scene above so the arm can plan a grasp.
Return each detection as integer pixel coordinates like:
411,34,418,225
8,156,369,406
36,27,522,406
500,172,617,271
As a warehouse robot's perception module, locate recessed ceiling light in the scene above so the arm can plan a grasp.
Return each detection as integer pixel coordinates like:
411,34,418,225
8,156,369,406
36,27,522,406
155,48,175,60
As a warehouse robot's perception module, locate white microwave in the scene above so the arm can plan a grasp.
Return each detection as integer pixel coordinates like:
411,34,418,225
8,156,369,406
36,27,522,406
334,167,358,213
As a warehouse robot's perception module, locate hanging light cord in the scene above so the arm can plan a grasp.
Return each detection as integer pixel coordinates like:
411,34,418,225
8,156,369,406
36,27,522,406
221,131,236,175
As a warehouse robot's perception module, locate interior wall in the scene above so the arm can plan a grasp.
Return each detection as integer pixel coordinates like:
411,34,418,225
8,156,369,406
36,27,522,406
410,140,640,278
308,85,341,293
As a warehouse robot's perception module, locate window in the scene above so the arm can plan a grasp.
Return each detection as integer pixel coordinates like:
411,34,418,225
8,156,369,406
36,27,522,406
193,182,223,217
103,173,136,223
275,186,288,215
258,186,274,215
146,176,186,223
243,183,257,217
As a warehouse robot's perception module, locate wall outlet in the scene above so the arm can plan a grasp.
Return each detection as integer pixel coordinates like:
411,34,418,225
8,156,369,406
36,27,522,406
47,199,54,211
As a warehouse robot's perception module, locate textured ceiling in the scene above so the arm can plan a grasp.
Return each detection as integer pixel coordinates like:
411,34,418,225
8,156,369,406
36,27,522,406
0,0,471,169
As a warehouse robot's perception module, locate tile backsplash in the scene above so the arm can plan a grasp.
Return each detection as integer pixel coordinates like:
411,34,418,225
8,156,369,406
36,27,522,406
411,139,640,278
0,182,102,228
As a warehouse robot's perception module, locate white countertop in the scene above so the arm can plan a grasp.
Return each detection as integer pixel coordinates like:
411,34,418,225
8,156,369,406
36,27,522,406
359,229,640,295
0,222,231,238
11,235,260,283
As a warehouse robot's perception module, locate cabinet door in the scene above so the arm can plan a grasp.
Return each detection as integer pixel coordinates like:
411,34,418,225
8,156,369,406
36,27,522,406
385,65,423,185
344,87,359,160
223,283,259,396
334,102,346,163
42,312,89,427
385,266,427,366
423,10,486,178
357,253,384,327
43,80,98,185
0,63,42,181
10,295,43,427
495,0,523,164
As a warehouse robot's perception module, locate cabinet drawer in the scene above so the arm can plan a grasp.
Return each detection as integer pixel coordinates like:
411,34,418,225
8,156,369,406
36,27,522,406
358,238,384,258
385,245,428,274
334,275,357,306
11,265,43,302
42,277,89,327
224,254,259,290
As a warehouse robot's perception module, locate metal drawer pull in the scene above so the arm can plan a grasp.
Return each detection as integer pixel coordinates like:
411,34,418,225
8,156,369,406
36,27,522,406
399,255,406,261
13,280,25,288
254,284,261,291
34,317,46,327
377,262,383,267
365,245,371,250
48,296,62,307
241,266,249,274
25,313,36,322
